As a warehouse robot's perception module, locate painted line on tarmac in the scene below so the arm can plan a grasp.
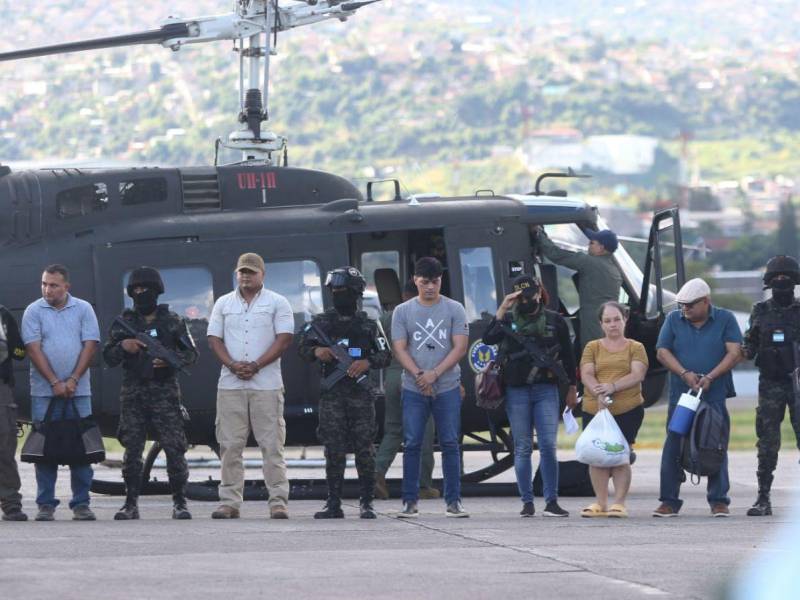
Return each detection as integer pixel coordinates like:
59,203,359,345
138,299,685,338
368,506,675,598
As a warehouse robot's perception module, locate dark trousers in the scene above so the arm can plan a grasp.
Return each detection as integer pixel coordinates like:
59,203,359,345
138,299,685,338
0,383,22,513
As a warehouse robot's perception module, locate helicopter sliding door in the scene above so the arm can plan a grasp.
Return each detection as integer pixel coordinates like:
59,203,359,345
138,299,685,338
93,239,229,443
443,223,532,409
628,207,686,405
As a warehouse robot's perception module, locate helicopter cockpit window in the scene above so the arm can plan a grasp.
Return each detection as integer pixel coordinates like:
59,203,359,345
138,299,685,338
56,183,108,219
120,178,168,206
231,260,323,322
361,251,400,294
459,247,497,322
123,266,214,338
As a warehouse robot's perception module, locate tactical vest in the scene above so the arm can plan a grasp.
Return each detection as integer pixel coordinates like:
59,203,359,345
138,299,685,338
318,311,374,379
500,310,563,387
754,300,800,380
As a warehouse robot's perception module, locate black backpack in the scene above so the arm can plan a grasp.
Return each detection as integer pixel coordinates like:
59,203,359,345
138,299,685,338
681,400,729,483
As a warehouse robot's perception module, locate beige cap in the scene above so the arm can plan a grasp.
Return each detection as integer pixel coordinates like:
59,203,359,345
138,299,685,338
676,278,711,303
236,252,265,273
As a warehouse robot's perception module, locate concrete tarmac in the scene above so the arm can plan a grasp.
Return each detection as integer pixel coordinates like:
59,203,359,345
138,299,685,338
2,448,799,600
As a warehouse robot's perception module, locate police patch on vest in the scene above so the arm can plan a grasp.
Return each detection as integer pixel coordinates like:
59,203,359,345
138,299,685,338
469,340,497,374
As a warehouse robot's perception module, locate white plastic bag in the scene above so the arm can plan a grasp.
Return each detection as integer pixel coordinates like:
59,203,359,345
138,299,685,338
562,406,579,435
574,409,630,467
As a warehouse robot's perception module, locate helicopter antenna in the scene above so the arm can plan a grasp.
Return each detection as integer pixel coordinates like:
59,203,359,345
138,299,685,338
0,0,383,165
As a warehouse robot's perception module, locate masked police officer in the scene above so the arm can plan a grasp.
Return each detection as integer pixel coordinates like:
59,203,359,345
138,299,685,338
298,267,391,519
743,255,800,516
103,267,198,520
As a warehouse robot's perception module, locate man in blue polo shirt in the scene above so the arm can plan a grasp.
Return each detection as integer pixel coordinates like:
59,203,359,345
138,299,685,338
653,278,742,517
21,264,100,521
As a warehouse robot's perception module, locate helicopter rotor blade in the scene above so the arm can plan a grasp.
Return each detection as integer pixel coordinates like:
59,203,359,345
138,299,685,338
339,0,382,11
0,22,192,62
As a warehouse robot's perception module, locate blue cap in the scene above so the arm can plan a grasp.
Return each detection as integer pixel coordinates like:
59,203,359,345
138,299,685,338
585,229,618,253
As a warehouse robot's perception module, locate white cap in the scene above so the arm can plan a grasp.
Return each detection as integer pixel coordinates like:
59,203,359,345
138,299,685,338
676,278,711,303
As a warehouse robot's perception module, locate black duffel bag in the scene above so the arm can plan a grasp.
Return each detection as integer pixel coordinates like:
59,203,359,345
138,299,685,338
21,397,105,466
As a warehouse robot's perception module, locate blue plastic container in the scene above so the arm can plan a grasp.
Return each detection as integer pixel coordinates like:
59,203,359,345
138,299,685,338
668,389,702,435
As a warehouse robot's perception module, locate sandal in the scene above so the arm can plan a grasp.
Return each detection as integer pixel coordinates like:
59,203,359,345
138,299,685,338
581,503,607,518
607,504,628,518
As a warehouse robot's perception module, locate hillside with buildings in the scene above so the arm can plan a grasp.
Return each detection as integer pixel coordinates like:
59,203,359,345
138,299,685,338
1,0,800,286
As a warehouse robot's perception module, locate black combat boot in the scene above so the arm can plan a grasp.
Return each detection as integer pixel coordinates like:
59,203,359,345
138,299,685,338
747,472,773,517
315,476,344,519
359,497,377,519
170,480,192,520
114,496,140,520
314,496,344,519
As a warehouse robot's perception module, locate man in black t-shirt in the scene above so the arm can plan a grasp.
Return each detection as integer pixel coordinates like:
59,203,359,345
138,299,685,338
0,305,28,521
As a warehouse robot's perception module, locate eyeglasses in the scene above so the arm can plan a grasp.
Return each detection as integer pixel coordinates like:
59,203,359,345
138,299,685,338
678,298,704,309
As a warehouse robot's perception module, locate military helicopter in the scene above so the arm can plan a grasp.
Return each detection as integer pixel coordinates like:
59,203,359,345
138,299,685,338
0,1,685,499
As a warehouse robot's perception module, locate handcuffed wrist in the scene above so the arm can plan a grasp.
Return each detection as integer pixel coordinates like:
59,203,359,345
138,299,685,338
49,379,60,387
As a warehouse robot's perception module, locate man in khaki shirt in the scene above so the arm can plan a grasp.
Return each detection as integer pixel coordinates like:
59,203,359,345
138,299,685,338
207,253,294,519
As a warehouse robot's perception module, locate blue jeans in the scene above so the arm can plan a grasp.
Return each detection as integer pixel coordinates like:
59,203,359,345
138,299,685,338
659,401,730,511
505,384,560,503
402,387,462,504
32,396,94,509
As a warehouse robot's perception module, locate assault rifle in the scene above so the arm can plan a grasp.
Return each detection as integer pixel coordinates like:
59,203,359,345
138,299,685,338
499,322,570,385
113,317,189,377
306,321,370,391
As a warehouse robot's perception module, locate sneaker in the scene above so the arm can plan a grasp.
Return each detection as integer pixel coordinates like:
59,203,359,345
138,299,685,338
270,504,289,520
1,507,28,522
374,474,390,500
35,505,55,522
419,487,441,500
543,501,569,517
520,502,535,518
711,503,730,518
652,503,679,518
445,501,469,518
397,501,419,518
72,505,96,521
211,505,240,519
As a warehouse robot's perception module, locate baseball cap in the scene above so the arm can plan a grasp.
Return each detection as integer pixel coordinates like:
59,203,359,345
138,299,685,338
585,229,619,253
676,278,711,303
512,275,541,298
236,252,265,273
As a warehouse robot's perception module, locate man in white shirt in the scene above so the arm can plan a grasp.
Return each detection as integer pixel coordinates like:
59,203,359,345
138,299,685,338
207,253,294,519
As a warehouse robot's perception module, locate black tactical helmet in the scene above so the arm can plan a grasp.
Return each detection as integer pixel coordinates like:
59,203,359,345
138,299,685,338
325,266,366,295
126,266,165,297
763,255,800,287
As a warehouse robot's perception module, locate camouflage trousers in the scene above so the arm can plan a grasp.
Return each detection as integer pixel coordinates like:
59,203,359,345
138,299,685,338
756,378,800,484
0,383,22,513
317,382,376,499
117,378,188,494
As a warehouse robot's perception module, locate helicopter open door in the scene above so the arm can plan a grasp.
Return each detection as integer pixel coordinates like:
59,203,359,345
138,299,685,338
628,207,686,405
638,207,686,318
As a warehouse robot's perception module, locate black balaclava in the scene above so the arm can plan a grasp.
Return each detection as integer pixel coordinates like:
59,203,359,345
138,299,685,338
332,289,359,316
770,276,795,307
517,298,540,315
132,288,159,315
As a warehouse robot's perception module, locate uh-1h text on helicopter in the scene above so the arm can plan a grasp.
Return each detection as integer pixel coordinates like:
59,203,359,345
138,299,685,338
0,0,685,498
